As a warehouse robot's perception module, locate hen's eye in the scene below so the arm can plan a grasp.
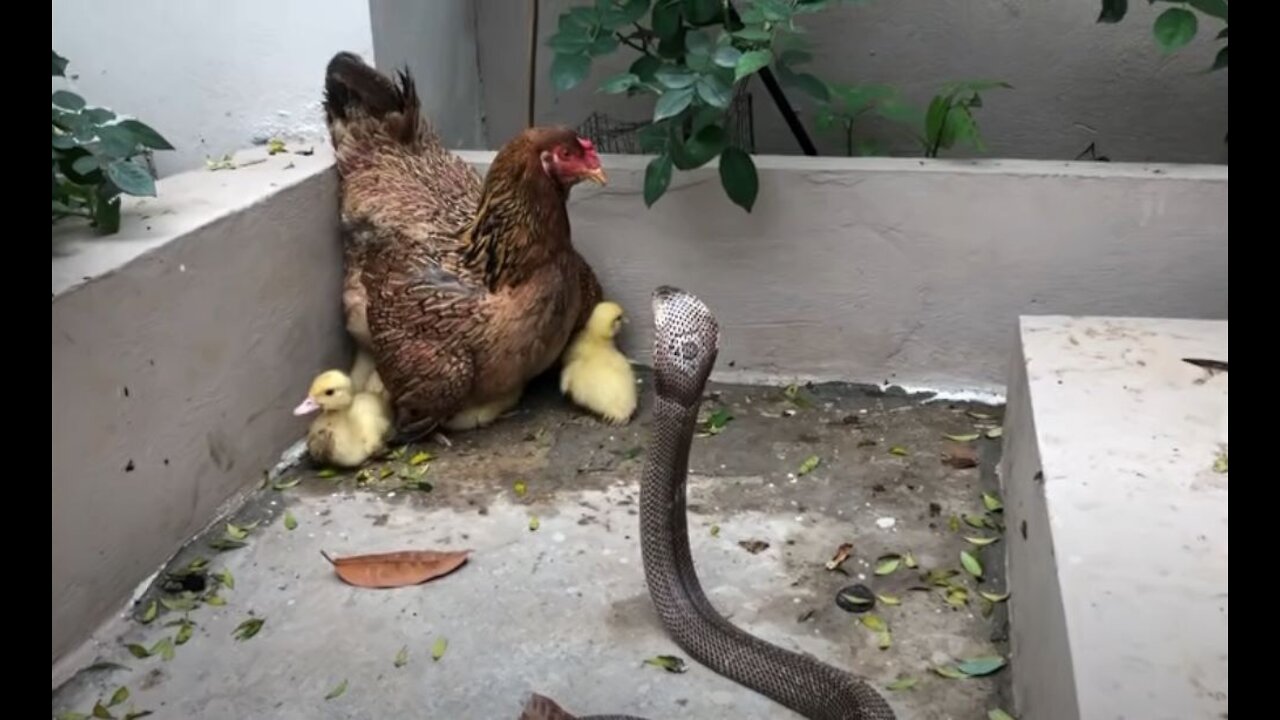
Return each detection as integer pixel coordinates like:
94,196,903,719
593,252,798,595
324,389,335,396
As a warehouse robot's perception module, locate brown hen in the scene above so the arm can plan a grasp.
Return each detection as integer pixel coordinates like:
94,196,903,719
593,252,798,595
322,52,605,441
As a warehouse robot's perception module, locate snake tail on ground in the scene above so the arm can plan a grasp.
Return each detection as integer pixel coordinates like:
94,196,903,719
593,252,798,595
519,286,896,720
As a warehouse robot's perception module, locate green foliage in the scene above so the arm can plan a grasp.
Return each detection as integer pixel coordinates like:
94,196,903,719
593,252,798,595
52,50,174,235
1097,0,1226,69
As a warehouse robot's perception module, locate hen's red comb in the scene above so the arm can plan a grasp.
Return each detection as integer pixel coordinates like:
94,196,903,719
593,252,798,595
577,136,596,153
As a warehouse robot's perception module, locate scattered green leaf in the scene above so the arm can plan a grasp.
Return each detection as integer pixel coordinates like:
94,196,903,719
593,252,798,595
943,433,980,442
643,654,688,673
933,664,966,679
876,630,892,649
225,523,250,540
709,524,720,537
985,427,1004,439
514,481,528,497
965,536,999,547
860,614,888,632
797,455,821,476
702,408,734,435
266,138,287,155
316,468,338,479
394,646,410,668
232,617,264,641
963,514,988,529
886,676,918,691
284,511,298,531
125,644,150,659
876,593,901,606
108,687,129,707
150,636,175,661
528,515,540,532
979,590,1010,603
431,637,448,661
888,446,909,456
139,600,158,624
1213,450,1228,473
175,621,194,645
988,709,1016,720
92,701,113,719
960,550,984,578
160,595,197,612
957,655,1007,677
272,476,301,490
982,491,1003,512
325,679,348,700
56,713,89,720
409,451,433,465
948,515,962,532
204,594,226,606
874,555,902,575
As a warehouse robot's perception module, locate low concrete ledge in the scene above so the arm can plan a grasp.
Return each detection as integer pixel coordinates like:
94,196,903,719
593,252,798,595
52,147,349,667
999,315,1228,719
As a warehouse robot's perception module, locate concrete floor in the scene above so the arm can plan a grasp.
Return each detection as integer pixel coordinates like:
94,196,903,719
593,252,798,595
53,375,1013,720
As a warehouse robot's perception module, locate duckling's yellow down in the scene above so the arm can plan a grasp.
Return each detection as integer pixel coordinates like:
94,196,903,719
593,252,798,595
560,301,636,425
294,369,392,467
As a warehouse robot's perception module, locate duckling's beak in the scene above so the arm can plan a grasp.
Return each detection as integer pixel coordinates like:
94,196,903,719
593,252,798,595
582,167,608,186
293,396,320,416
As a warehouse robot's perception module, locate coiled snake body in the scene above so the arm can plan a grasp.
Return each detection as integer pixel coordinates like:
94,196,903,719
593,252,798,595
522,287,895,720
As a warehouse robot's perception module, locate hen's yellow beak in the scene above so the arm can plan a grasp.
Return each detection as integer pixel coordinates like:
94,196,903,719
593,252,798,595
582,167,608,186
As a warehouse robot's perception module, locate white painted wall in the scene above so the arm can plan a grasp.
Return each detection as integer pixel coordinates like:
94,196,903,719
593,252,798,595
51,0,375,176
476,0,1229,164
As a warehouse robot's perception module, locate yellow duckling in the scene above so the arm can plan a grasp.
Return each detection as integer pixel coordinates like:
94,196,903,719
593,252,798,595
560,301,636,425
293,369,392,468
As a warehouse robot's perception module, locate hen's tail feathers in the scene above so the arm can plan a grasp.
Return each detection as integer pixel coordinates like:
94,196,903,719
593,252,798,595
518,693,577,720
323,51,422,147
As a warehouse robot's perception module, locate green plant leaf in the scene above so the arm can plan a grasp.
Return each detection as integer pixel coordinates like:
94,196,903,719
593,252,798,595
652,0,682,40
685,29,713,56
72,155,100,176
982,491,1003,512
860,614,887,632
1153,8,1197,52
654,86,695,122
600,72,641,94
989,709,1016,720
656,65,697,89
1188,0,1227,22
957,655,1007,677
734,50,773,82
548,31,592,55
644,153,673,207
630,54,662,82
683,0,720,24
109,687,129,707
95,196,122,233
53,90,86,111
925,96,949,148
590,34,620,55
98,125,140,160
117,119,174,150
1216,28,1227,39
789,72,829,102
713,46,742,68
431,637,448,661
619,0,651,24
695,74,732,108
643,654,688,672
325,679,348,700
683,123,727,166
284,511,298,530
1097,0,1127,23
107,160,156,197
125,644,150,658
874,554,901,575
232,617,264,641
84,108,117,125
1210,46,1227,71
550,53,591,92
718,146,758,212
53,50,69,77
733,27,772,41
797,455,821,476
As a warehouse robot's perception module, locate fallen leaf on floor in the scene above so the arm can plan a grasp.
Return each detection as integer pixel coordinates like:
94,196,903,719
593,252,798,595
967,410,993,420
988,709,1016,720
985,426,1004,439
431,637,448,661
965,536,999,547
963,514,988,529
125,644,150,659
409,451,432,465
272,476,301,490
932,665,966,679
699,408,734,436
643,655,688,673
232,617,264,641
322,549,470,589
514,481,527,497
942,443,979,469
266,138,287,155
982,491,1003,512
782,383,812,408
876,593,901,606
284,511,298,531
888,445,909,456
979,590,1010,603
957,655,1007,677
56,712,88,720
825,543,853,570
874,554,901,575
324,679,348,700
378,466,395,479
316,468,338,479
205,154,236,171
108,687,129,707
122,711,153,720
903,551,918,569
394,646,409,668
885,676,918,691
961,550,984,578
151,636,175,661
738,539,770,554
948,515,961,532
797,455,821,476
208,536,247,552
172,619,195,645
709,524,720,537
1213,450,1228,473
139,600,158,624
204,594,226,606
528,516,541,532
943,433,980,442
860,614,887,632
876,630,892,649
945,587,969,606
92,701,112,719
226,523,252,540
160,595,198,612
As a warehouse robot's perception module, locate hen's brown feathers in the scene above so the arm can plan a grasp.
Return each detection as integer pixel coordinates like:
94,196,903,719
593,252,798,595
323,53,603,439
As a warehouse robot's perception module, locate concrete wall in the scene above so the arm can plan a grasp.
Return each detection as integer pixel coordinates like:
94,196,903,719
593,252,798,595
52,0,374,176
51,148,349,665
368,0,487,150
476,0,1229,164
452,151,1228,394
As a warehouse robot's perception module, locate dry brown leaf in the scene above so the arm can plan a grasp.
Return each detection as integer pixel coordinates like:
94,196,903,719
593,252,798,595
321,549,470,589
942,443,979,469
825,542,853,570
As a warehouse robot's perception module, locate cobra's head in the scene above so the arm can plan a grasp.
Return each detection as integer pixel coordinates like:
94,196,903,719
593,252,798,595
651,285,720,407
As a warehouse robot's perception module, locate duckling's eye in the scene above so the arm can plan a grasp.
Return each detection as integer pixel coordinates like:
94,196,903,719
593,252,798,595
324,389,335,396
